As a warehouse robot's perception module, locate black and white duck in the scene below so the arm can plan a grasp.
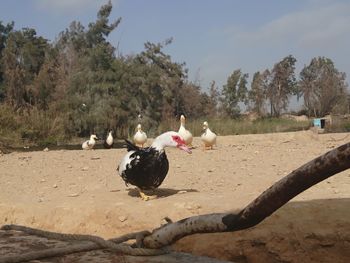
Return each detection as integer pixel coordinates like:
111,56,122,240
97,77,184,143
117,131,191,200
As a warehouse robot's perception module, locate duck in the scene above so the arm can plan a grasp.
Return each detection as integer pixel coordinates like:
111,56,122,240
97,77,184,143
103,130,114,149
178,115,193,147
201,121,217,150
117,131,192,201
82,134,98,150
133,124,147,148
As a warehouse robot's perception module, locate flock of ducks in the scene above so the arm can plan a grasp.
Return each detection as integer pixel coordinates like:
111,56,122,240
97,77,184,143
81,114,217,150
81,114,217,201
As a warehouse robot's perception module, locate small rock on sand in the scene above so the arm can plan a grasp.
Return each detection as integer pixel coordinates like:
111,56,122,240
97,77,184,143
118,215,127,222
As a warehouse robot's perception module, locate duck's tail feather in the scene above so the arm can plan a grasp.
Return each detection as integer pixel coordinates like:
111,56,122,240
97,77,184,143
124,139,140,151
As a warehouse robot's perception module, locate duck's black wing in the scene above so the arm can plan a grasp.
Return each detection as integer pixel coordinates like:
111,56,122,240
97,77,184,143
120,146,169,190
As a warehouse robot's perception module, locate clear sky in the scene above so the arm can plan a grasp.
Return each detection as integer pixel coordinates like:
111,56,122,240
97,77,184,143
1,0,349,94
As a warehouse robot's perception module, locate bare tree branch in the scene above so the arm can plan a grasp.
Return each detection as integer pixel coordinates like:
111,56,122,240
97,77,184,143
143,142,350,248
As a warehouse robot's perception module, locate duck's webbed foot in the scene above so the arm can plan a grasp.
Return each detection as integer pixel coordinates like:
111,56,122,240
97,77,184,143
138,188,157,201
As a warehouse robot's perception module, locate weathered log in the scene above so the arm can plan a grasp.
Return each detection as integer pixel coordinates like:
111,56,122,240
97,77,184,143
143,142,350,248
0,229,231,263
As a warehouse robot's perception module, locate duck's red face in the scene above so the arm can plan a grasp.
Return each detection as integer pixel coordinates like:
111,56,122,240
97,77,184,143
172,135,192,153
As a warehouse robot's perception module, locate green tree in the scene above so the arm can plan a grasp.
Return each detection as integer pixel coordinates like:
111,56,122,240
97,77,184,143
298,57,348,117
0,21,14,101
179,82,204,119
2,28,49,109
238,73,249,105
2,32,26,109
221,69,248,117
55,0,122,136
266,55,297,117
248,71,266,116
206,80,219,116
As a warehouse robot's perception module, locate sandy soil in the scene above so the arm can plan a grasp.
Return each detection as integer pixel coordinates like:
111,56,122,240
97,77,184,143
0,131,349,262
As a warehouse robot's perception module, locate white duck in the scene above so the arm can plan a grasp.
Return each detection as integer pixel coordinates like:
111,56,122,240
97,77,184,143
178,115,193,147
104,130,114,149
133,124,147,148
82,134,98,150
201,121,217,150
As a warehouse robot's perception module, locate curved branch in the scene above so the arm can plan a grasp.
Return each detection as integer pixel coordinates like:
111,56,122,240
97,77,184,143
143,142,350,248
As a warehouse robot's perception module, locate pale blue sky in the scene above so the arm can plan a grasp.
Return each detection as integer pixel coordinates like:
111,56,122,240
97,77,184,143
1,0,349,96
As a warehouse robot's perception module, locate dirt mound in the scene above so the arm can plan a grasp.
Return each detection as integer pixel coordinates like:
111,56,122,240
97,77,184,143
175,199,350,263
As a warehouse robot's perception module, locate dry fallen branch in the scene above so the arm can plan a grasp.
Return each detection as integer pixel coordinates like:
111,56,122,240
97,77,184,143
0,227,167,263
143,142,350,248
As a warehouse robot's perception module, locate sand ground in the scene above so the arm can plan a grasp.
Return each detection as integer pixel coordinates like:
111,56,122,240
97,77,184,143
0,131,349,262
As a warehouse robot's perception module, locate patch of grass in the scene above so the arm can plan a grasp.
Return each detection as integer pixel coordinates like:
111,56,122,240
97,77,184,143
183,117,311,137
325,117,350,133
0,104,312,148
0,105,68,147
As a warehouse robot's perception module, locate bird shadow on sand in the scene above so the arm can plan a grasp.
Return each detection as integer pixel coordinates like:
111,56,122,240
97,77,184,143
127,188,198,199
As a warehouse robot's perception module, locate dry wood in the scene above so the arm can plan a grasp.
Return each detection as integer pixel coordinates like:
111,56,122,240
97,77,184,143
143,142,350,248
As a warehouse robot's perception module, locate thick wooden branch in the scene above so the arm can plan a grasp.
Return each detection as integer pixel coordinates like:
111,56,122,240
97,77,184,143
143,142,350,248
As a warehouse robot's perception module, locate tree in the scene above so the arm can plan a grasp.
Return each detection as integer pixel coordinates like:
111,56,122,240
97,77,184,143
237,73,249,105
298,57,348,117
30,50,59,110
248,71,266,116
86,0,121,48
0,21,14,101
266,55,297,117
1,28,49,109
221,69,248,117
54,1,122,136
206,80,219,117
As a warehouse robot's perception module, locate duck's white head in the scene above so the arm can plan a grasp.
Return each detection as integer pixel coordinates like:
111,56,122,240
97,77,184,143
90,134,98,140
136,124,142,131
203,121,209,130
152,131,191,153
108,130,113,136
180,115,186,125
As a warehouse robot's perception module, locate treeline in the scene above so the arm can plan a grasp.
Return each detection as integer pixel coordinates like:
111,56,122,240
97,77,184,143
0,1,348,146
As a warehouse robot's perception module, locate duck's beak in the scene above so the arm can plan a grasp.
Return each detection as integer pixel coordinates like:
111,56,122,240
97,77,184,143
178,144,192,154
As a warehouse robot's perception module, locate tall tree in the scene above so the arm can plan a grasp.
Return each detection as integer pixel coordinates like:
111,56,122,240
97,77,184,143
135,39,187,123
266,55,297,117
298,57,348,117
55,1,122,136
2,29,48,109
221,69,248,117
0,21,14,101
206,80,219,117
30,49,60,110
248,71,266,116
2,32,26,109
237,73,249,105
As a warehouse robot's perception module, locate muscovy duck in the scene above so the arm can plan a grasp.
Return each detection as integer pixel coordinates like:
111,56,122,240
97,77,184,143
82,134,98,150
178,115,193,147
201,121,217,150
133,124,147,148
104,130,114,149
117,131,191,200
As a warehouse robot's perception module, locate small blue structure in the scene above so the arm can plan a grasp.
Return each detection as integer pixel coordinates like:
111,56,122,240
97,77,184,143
313,118,325,129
